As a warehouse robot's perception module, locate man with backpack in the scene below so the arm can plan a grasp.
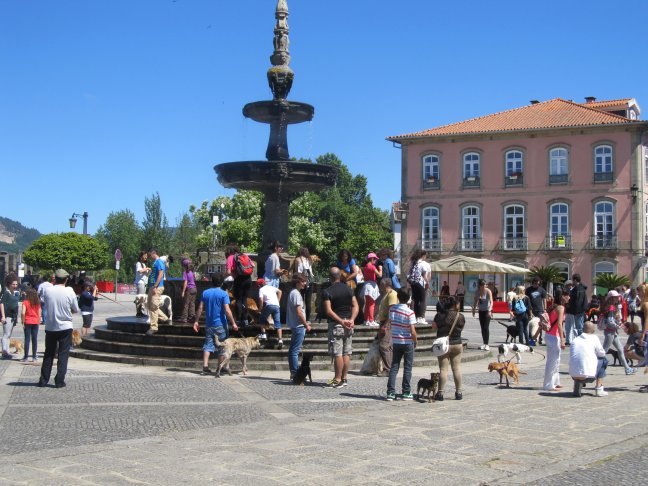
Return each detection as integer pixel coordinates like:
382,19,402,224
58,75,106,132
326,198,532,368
565,274,588,345
510,286,532,345
226,244,254,327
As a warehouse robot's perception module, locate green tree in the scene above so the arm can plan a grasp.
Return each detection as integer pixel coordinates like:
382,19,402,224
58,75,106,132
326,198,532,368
527,265,564,289
594,273,631,293
141,192,171,252
24,233,110,272
95,209,142,283
171,211,201,256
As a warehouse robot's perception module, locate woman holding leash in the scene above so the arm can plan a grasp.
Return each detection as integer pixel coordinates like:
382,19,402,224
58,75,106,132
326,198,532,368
433,296,466,401
543,290,567,391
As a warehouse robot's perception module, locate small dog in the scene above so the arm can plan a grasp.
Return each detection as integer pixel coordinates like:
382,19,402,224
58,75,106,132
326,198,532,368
606,348,633,367
292,354,313,386
9,339,24,354
228,296,260,324
72,329,82,347
214,335,261,377
417,372,440,402
488,361,526,387
497,320,519,343
498,343,534,364
360,337,384,375
134,294,172,323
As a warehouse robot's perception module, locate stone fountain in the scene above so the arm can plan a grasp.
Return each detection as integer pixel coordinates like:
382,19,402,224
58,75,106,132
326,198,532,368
214,0,337,249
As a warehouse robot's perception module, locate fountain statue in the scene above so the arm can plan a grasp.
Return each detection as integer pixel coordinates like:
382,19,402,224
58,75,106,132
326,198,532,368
214,0,337,249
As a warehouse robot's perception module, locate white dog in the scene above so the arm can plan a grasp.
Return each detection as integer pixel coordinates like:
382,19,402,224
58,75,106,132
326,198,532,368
134,294,173,323
360,338,384,375
498,343,533,364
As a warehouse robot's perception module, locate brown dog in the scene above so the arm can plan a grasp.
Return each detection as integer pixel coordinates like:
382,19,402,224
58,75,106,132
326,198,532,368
488,361,526,387
9,339,24,355
214,335,261,377
228,297,261,324
71,329,82,347
417,372,440,402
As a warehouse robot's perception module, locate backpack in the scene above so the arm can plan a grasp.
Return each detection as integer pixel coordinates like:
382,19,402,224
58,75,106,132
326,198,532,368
514,297,527,315
235,253,254,276
406,263,422,285
628,297,637,313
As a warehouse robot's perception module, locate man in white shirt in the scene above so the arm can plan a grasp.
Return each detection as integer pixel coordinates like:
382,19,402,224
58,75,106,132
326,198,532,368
569,321,608,397
38,269,79,388
257,278,283,347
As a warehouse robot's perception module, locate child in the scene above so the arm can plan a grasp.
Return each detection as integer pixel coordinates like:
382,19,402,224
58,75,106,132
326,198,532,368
21,288,41,361
78,282,98,337
257,278,283,347
386,287,417,401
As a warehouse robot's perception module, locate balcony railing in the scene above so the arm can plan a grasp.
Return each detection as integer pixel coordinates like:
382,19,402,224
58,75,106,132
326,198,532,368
549,174,568,184
593,171,614,183
590,235,617,250
545,234,573,250
458,238,483,252
505,174,523,187
499,237,528,251
463,176,480,188
423,177,440,190
419,238,443,252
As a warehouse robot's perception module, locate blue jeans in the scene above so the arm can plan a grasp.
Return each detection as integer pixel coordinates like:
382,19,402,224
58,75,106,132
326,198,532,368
574,313,585,336
260,304,282,329
288,326,306,374
596,357,608,379
387,343,414,395
564,313,575,343
514,313,529,344
23,325,39,359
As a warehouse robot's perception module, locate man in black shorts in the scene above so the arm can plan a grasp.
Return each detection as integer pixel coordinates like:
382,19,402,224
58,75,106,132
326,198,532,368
323,267,358,388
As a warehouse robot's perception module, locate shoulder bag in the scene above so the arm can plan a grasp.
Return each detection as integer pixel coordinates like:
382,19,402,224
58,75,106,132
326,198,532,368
431,313,460,357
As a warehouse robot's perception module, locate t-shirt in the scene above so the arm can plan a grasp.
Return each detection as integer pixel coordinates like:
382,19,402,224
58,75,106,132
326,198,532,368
265,253,280,279
382,258,401,289
569,333,605,378
183,271,196,290
377,289,399,324
1,289,19,312
286,288,304,329
201,287,230,328
259,285,280,307
362,262,378,282
226,254,236,274
149,258,166,288
22,300,41,325
134,262,148,286
37,281,53,303
335,258,356,274
434,310,465,345
323,282,354,319
389,303,416,345
43,285,79,332
419,260,431,279
547,307,562,337
525,286,547,315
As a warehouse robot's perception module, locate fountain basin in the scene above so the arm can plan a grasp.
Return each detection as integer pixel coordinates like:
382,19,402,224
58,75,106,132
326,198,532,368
243,101,314,125
214,161,337,194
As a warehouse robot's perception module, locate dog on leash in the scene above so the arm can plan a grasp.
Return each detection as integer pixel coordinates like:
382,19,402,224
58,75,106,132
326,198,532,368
213,335,261,377
292,354,313,386
134,294,172,323
417,372,440,402
359,337,384,375
606,348,634,367
71,330,82,347
9,339,24,355
496,320,519,343
498,343,533,364
488,361,526,387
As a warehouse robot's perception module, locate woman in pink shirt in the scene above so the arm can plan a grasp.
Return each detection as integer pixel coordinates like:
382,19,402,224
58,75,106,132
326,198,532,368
543,290,567,391
362,252,382,327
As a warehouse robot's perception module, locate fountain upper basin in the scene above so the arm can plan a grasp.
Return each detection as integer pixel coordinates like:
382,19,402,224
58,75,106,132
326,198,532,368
243,101,314,125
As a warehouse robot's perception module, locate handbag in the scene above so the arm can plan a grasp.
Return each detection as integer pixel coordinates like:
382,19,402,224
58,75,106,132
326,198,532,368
431,313,460,357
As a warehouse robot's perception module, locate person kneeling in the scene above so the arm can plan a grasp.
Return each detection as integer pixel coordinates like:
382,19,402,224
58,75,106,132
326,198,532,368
569,321,608,397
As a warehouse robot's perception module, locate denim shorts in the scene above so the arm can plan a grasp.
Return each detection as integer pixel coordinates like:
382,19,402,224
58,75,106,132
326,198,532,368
203,326,227,356
259,304,282,329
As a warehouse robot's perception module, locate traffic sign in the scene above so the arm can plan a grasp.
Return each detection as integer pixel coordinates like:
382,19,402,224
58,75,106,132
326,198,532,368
115,249,122,261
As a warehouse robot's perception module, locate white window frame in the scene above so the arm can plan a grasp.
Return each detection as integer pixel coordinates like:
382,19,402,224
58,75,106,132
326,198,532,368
423,154,440,181
594,261,616,279
594,201,615,237
550,203,569,237
550,147,568,175
594,145,613,174
462,206,480,240
463,153,480,178
422,207,440,242
550,261,570,283
505,150,523,176
504,205,525,238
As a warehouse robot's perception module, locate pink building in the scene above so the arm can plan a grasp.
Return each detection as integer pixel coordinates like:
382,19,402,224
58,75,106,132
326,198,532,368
388,98,648,298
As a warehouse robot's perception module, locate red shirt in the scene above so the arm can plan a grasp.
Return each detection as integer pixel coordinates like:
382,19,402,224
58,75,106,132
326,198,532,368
362,262,378,282
547,306,562,337
23,300,41,325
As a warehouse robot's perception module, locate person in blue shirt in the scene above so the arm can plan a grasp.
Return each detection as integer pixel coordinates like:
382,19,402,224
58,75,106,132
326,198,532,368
146,248,166,336
193,273,238,375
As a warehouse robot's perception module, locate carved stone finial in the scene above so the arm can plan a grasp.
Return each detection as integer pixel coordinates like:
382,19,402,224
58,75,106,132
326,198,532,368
268,0,293,100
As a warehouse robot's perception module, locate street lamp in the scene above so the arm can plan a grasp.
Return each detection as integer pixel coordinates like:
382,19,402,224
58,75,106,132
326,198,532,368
631,184,639,204
69,212,89,235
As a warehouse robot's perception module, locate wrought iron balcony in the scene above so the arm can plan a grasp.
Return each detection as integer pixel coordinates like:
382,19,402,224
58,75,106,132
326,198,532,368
593,171,614,183
549,174,568,184
419,238,443,252
463,176,480,188
458,238,483,252
545,234,573,250
505,174,523,187
499,237,528,251
590,235,617,250
423,177,440,190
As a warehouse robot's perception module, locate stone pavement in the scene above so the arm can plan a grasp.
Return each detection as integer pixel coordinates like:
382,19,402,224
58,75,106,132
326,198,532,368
0,296,645,485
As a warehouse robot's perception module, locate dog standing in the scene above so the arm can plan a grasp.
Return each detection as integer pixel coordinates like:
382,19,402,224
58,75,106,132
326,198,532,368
606,348,633,367
497,343,533,364
134,294,172,323
292,354,313,386
214,335,261,377
488,361,526,387
417,372,440,402
9,339,24,355
496,320,519,343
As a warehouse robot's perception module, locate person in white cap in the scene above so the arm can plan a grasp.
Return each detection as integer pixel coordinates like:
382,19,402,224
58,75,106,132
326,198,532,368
38,269,79,388
601,290,635,375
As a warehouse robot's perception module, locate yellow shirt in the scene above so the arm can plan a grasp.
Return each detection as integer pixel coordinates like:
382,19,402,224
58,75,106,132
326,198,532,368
377,289,399,324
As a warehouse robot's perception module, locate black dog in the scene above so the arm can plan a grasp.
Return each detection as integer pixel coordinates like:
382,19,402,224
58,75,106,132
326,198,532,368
606,348,634,367
497,320,519,343
417,372,440,402
292,354,313,386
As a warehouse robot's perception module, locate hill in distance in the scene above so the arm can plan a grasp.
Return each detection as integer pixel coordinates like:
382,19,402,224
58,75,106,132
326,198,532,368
0,217,42,253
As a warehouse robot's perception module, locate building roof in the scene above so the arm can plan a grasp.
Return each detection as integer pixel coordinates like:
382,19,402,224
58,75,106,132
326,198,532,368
580,98,634,110
388,98,643,141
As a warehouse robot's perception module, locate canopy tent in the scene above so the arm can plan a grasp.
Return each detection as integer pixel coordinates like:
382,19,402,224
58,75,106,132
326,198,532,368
427,256,529,275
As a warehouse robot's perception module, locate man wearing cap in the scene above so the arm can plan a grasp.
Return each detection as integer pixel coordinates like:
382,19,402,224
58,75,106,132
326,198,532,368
566,274,588,344
257,277,283,347
38,269,79,388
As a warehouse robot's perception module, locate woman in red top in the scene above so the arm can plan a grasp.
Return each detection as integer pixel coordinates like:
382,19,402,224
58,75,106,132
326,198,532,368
362,252,382,327
20,288,41,362
543,290,567,391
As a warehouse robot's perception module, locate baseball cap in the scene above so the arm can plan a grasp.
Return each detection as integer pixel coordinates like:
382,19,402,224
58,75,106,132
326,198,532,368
54,269,69,279
256,278,266,286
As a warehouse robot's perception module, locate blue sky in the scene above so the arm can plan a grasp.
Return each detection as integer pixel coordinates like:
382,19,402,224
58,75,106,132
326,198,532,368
2,0,647,235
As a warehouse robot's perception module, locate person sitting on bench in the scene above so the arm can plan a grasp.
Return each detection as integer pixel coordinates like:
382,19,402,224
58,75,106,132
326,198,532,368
569,321,608,397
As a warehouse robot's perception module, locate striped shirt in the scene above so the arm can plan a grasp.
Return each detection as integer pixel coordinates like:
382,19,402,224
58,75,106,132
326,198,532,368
389,303,416,345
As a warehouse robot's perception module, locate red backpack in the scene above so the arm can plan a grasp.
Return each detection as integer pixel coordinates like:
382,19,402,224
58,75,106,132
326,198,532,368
235,253,254,276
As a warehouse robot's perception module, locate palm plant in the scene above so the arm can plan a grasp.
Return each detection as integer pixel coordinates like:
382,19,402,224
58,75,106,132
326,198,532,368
594,273,630,294
526,265,564,289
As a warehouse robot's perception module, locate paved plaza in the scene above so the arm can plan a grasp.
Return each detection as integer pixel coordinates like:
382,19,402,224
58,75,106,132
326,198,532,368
0,295,645,485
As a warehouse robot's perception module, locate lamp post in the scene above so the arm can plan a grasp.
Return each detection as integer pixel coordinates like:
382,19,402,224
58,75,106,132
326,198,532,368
69,212,89,235
631,183,639,204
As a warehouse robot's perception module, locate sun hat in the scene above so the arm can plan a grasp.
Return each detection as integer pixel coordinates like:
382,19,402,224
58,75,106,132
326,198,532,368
607,290,620,298
367,252,378,260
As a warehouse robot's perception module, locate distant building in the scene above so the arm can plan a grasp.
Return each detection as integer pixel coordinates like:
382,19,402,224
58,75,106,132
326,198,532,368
388,98,648,299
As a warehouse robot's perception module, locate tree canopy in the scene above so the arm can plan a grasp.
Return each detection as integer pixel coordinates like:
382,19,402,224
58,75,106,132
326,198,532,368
95,209,142,282
24,233,110,272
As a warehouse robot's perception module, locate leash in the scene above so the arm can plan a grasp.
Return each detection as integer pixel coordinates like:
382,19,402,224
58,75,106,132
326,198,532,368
96,291,133,308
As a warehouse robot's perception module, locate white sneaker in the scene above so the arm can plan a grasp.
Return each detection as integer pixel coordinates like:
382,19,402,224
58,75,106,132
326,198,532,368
595,387,608,397
417,317,427,325
258,333,267,340
478,345,485,350
369,321,380,327
484,345,490,351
